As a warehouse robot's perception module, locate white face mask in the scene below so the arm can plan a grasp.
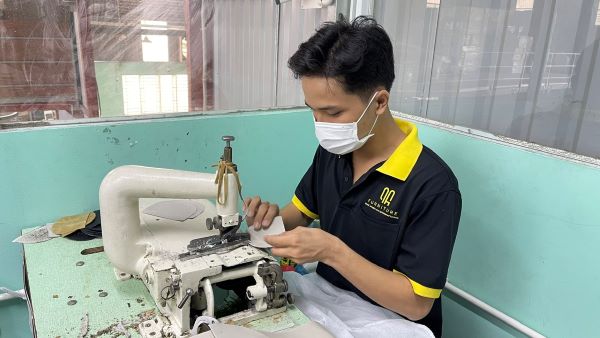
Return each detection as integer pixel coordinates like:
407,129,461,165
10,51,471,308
314,91,380,155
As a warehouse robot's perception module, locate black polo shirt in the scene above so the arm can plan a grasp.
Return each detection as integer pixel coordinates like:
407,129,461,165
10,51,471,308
292,118,461,337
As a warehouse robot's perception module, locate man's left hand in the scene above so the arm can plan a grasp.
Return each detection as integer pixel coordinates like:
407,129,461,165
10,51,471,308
264,227,342,265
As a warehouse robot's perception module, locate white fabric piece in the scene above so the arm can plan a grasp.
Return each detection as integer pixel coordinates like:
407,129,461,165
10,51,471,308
194,322,334,338
77,312,89,338
284,272,434,338
0,287,26,301
114,320,131,338
12,226,52,244
248,216,286,248
142,199,205,221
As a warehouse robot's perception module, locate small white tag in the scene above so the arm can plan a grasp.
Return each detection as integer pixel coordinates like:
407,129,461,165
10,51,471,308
248,216,286,248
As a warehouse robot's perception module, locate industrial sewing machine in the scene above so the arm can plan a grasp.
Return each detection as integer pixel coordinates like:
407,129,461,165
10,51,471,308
99,136,333,338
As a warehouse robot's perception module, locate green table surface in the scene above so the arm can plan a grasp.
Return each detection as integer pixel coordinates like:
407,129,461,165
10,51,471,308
22,229,309,337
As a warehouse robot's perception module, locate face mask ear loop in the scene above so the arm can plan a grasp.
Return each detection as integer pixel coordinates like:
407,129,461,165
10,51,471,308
366,114,380,137
356,91,380,123
359,91,380,139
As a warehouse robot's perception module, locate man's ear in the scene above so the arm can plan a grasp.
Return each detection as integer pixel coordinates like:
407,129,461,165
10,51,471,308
375,90,390,115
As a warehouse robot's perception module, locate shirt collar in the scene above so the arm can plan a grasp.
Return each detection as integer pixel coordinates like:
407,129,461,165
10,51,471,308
376,118,423,181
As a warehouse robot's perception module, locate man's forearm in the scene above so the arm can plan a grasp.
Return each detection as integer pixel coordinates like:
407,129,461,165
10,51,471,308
280,203,312,230
324,239,434,321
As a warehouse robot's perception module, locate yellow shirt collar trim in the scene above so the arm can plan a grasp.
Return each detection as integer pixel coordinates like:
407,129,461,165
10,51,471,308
376,118,423,181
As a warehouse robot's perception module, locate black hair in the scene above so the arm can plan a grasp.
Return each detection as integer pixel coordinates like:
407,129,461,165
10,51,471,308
288,15,395,99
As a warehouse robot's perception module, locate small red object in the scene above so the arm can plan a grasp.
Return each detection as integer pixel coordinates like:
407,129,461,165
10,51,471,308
281,265,295,272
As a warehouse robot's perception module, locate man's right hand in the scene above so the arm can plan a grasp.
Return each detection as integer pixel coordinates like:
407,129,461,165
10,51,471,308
244,196,280,230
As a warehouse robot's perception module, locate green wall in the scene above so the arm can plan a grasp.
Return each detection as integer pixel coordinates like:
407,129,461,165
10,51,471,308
94,62,187,117
1,109,599,337
420,123,600,337
0,109,316,337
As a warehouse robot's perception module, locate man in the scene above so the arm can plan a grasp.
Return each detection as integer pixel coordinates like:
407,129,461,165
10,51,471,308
244,16,461,337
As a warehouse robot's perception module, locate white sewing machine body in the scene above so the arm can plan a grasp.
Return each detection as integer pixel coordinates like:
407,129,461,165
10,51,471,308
99,137,333,338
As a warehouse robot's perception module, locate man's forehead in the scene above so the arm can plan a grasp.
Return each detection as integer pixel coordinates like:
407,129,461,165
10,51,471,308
304,95,347,111
301,77,355,106
302,76,345,94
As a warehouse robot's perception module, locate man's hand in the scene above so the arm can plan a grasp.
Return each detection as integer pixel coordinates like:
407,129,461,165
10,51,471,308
244,196,279,230
264,227,341,265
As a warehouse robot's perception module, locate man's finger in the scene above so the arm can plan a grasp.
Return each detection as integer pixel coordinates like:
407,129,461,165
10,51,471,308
271,247,293,259
253,203,270,229
264,232,295,247
262,204,279,226
246,196,261,217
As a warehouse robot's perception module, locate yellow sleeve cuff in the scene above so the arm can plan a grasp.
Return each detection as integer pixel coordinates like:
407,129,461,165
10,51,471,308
292,195,319,220
393,269,442,299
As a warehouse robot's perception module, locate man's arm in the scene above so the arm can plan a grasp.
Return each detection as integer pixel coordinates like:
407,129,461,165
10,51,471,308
280,203,312,230
265,227,435,321
327,238,435,321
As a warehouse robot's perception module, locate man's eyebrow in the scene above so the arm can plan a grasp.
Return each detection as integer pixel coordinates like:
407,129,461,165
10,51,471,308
305,102,339,111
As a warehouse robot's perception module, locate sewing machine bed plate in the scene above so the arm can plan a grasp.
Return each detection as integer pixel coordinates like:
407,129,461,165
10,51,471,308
22,229,310,337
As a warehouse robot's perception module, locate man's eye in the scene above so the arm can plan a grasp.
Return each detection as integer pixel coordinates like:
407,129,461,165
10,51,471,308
329,111,342,116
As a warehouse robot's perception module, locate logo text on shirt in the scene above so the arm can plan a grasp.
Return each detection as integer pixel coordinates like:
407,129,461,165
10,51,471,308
364,187,399,219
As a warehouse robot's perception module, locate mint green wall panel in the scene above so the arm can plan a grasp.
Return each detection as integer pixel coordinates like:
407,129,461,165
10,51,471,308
2,109,599,338
0,109,316,337
442,295,526,338
418,125,600,338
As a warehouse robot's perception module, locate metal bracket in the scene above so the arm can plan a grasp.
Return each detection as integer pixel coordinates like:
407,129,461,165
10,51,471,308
139,316,165,338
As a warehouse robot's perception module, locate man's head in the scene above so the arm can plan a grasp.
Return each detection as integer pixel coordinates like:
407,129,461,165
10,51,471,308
289,15,395,99
288,15,394,127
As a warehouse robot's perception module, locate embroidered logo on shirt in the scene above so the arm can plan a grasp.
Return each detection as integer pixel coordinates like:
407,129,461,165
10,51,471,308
380,187,395,206
364,187,399,219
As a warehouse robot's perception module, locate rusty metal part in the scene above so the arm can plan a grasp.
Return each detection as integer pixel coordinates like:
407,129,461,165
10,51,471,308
80,246,104,255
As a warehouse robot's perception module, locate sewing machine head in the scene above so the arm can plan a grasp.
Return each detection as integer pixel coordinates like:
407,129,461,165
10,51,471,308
99,136,293,337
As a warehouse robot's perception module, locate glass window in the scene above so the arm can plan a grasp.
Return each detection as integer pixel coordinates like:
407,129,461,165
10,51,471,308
0,0,335,123
141,20,169,62
375,0,600,159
